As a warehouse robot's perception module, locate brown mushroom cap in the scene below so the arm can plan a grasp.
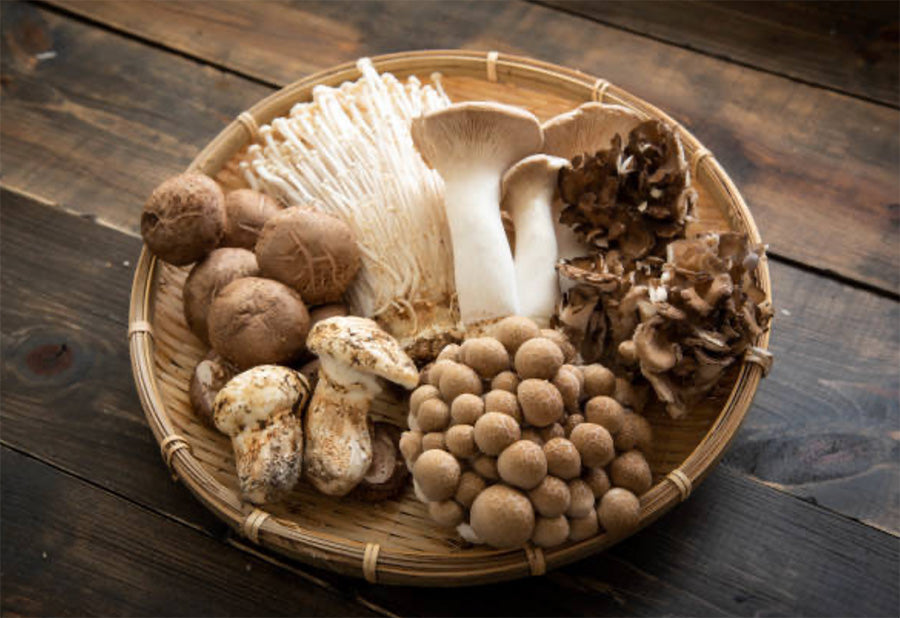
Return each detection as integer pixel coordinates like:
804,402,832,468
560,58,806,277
497,440,548,490
539,328,577,363
567,510,600,541
450,393,485,425
427,359,458,388
566,478,596,518
521,428,544,446
553,367,582,414
584,396,626,434
483,389,522,423
399,430,423,469
221,188,283,250
539,422,566,443
417,398,451,433
493,316,541,355
436,343,461,362
609,450,653,495
409,385,441,418
517,379,564,428
459,337,510,379
429,500,465,527
455,471,486,508
471,454,500,481
470,484,536,549
412,449,461,501
543,438,582,479
491,370,520,393
255,208,360,305
445,424,479,459
183,248,260,344
308,303,349,329
583,466,612,498
473,412,521,455
582,364,616,398
532,515,570,548
141,173,225,266
515,337,565,380
615,412,654,453
207,277,310,370
570,423,615,468
421,431,446,452
439,363,483,403
563,413,585,438
597,487,641,536
528,475,572,518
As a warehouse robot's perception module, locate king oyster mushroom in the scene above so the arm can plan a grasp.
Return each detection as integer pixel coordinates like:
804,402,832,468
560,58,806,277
304,316,419,496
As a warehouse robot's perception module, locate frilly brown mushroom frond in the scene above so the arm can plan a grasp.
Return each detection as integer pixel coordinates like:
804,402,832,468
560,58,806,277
633,232,773,418
557,120,697,260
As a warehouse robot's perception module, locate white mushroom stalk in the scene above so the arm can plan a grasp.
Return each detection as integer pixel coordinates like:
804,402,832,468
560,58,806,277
304,317,418,496
501,154,570,327
240,59,458,358
411,102,543,327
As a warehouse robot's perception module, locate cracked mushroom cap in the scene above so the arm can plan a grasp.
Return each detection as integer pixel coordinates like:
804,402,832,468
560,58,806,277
541,102,644,160
306,317,419,390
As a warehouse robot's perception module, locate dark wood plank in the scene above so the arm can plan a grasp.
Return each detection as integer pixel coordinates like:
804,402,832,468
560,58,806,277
2,189,898,615
0,447,382,618
540,1,900,106
39,0,900,294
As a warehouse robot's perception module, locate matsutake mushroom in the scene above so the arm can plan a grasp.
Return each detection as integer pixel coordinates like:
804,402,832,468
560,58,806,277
304,317,418,496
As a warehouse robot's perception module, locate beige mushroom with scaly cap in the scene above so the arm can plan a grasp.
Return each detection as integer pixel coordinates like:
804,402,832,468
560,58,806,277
304,316,418,496
213,365,311,505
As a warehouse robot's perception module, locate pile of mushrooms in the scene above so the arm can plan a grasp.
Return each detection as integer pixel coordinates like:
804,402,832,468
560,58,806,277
400,316,653,549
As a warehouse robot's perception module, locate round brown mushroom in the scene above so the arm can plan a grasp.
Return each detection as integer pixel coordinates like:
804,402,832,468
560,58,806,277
417,398,450,432
491,370,520,393
428,500,465,527
412,449,461,501
583,466,611,498
553,367,582,413
473,412,521,455
532,515,570,548
455,471,486,508
445,424,478,459
421,431,446,452
439,362,483,403
538,422,566,443
563,413,585,437
459,337,509,379
493,316,540,355
582,364,616,399
568,510,599,541
569,423,615,468
471,454,500,481
399,430,423,469
543,438,582,480
584,396,626,435
183,248,260,344
518,379,564,428
514,337,564,380
566,478,596,518
409,384,441,418
528,475,571,518
615,412,654,453
436,343,461,362
609,450,653,495
597,488,641,536
141,173,225,266
497,440,548,490
470,484,535,548
221,188,283,250
207,277,310,369
483,389,522,423
255,208,361,305
539,328,577,363
450,393,485,425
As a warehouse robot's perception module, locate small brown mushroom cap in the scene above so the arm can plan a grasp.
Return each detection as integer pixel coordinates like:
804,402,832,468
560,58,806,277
568,510,600,541
566,478,596,518
540,328,577,363
617,340,638,366
436,343,461,362
518,379,564,428
521,428,544,446
471,454,500,481
141,173,225,266
445,424,479,459
614,378,649,413
417,398,451,432
308,303,349,329
563,413,585,438
538,423,566,443
562,364,585,390
615,412,654,453
532,515,570,548
470,484,536,549
428,500,465,528
474,412,521,455
584,396,626,434
583,466,612,498
570,423,615,468
426,359,457,387
528,475,572,518
221,188,283,250
497,440,548,490
409,384,441,418
255,208,361,305
399,430,423,469
421,431,446,452
439,363,483,403
515,337,565,380
597,488,641,536
553,367,582,414
483,389,522,423
183,248,260,344
207,277,310,369
450,393,485,425
493,316,541,355
459,337,510,379
455,471,486,508
491,370,520,393
412,449,461,501
609,450,653,495
543,438,582,480
582,364,616,399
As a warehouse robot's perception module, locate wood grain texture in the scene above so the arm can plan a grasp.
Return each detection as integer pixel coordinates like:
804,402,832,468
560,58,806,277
539,1,900,106
1,190,897,615
0,447,382,618
41,0,900,294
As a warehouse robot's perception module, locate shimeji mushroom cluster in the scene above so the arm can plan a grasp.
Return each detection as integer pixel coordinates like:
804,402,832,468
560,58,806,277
399,316,653,549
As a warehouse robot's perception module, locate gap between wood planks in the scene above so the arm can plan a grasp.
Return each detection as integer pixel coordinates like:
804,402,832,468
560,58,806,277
528,0,900,110
1,440,401,618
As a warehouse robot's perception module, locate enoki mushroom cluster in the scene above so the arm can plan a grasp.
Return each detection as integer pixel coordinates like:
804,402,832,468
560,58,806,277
399,316,654,549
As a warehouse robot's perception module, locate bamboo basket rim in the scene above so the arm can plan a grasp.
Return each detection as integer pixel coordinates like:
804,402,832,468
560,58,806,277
128,50,772,586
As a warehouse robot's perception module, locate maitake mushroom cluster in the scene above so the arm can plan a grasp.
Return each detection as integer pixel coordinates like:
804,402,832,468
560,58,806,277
400,316,653,549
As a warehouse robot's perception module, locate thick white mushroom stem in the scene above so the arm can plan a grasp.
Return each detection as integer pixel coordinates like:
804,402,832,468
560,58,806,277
412,102,544,327
501,154,570,327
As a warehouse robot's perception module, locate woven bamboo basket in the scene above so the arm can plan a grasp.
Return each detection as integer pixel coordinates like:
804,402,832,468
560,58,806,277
128,50,772,586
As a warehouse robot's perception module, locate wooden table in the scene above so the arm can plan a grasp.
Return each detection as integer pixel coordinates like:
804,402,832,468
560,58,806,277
2,1,898,615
